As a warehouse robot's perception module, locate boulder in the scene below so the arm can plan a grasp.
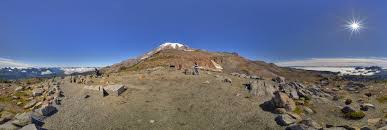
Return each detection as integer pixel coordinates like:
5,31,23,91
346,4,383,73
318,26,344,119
275,114,297,126
286,124,313,130
273,76,286,84
23,100,37,109
11,112,32,127
346,82,366,91
341,106,355,114
239,74,247,78
19,124,38,130
103,84,126,96
32,88,43,97
37,105,57,117
272,91,296,111
0,111,14,124
0,121,19,130
300,119,322,129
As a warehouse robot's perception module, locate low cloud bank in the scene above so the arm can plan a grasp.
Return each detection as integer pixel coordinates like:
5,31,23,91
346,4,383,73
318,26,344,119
276,58,387,68
0,58,32,68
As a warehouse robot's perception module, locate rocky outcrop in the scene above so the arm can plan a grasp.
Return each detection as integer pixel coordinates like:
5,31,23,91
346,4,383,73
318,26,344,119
245,80,276,98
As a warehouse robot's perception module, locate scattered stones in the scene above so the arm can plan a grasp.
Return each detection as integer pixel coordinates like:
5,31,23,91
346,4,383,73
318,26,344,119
32,88,44,97
346,82,366,91
23,100,37,109
275,114,297,126
272,91,296,111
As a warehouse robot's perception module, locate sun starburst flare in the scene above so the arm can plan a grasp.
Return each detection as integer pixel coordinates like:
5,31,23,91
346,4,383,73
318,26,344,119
344,17,365,36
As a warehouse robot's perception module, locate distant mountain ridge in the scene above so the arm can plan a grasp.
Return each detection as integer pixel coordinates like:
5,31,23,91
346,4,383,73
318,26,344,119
0,67,96,80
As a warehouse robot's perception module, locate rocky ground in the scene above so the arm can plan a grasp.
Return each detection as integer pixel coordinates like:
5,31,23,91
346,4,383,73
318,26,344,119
0,66,386,130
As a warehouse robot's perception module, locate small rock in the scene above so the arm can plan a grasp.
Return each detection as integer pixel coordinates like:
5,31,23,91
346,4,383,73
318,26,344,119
345,99,352,105
275,108,287,114
19,124,38,130
341,106,355,114
300,119,323,129
15,87,23,92
149,120,155,123
202,81,210,84
275,114,297,126
360,127,372,130
12,96,20,99
0,121,19,130
223,78,232,83
17,102,22,106
84,95,90,99
32,88,43,97
364,92,372,97
23,100,37,109
303,106,314,114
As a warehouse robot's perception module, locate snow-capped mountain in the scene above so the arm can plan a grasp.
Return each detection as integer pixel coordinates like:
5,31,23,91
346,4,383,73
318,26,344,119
140,42,195,60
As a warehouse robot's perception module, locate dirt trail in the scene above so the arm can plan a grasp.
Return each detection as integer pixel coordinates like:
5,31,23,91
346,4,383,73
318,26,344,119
43,71,281,130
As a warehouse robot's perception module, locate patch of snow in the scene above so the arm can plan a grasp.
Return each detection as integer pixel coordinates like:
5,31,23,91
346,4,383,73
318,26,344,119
159,42,185,49
211,60,223,70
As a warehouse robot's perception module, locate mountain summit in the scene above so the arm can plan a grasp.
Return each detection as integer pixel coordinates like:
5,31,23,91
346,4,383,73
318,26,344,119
140,42,194,60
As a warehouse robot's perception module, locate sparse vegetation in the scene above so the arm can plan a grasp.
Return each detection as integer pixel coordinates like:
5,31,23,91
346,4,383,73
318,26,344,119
293,106,303,115
376,96,387,103
345,111,365,120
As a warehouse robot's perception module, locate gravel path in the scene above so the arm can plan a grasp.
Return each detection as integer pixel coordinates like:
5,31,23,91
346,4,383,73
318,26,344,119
43,72,282,130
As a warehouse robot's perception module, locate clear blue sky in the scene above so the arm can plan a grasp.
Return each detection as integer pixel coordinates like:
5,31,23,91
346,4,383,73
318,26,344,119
1,0,387,67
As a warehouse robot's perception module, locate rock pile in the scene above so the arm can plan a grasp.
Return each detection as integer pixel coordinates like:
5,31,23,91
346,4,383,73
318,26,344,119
0,80,62,129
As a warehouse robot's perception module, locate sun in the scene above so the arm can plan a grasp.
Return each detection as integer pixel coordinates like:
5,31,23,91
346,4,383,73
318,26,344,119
344,17,364,35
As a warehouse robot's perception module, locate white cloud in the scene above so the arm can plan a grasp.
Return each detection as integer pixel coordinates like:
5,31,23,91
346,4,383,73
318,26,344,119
41,70,53,75
276,58,387,68
0,57,32,68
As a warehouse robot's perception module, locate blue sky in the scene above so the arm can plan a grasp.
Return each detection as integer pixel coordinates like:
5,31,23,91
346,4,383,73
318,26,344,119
1,0,387,67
